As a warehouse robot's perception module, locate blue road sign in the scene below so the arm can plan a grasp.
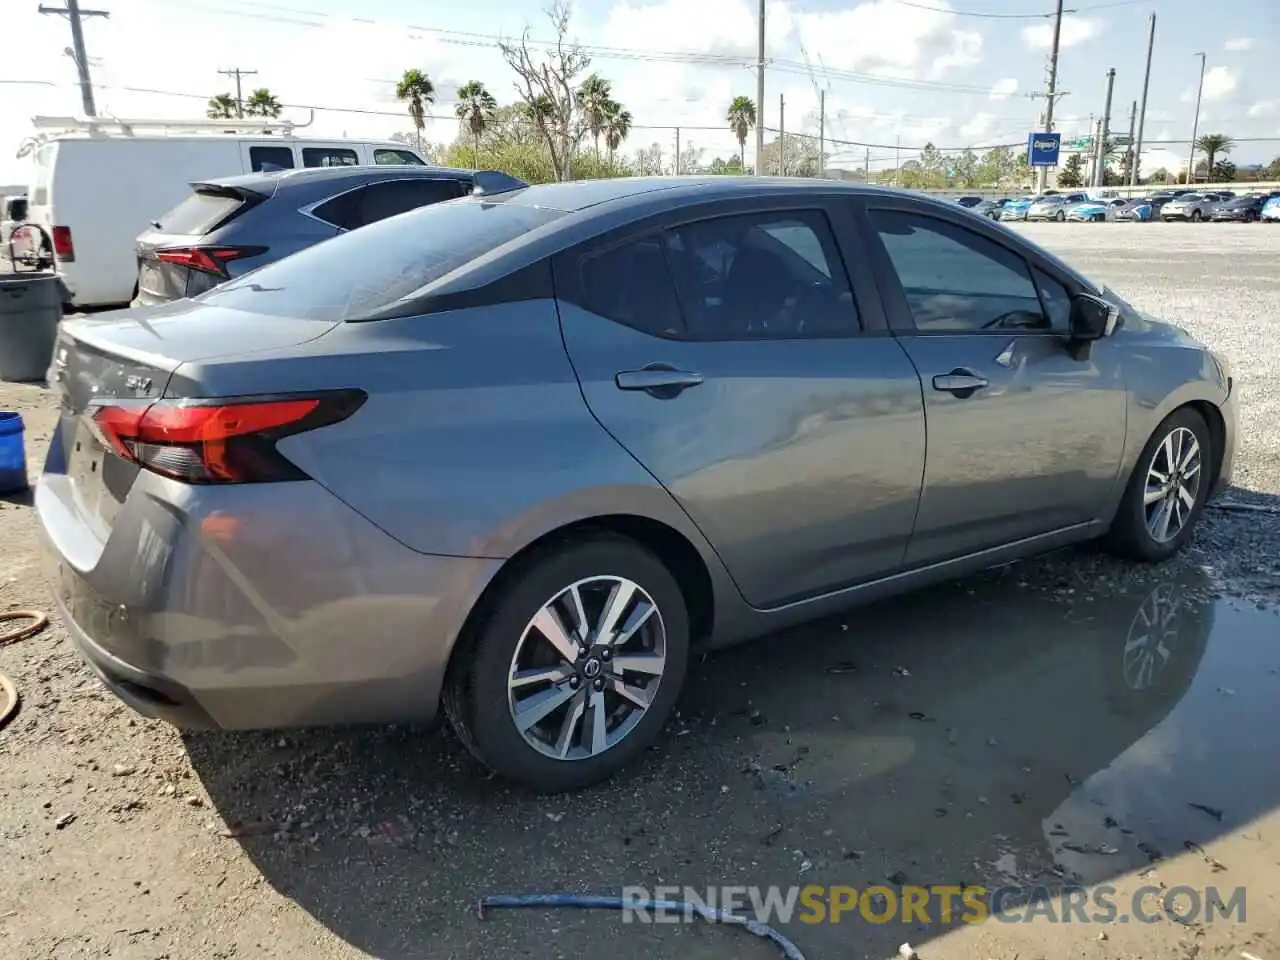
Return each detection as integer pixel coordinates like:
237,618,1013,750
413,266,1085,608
1027,132,1062,167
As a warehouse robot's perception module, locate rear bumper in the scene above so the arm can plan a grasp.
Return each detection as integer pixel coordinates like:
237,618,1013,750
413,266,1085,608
37,461,502,731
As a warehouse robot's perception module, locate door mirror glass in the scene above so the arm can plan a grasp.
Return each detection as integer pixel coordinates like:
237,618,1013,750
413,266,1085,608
1069,293,1119,341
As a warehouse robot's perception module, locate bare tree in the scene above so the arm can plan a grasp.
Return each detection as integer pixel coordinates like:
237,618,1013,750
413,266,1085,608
498,0,591,181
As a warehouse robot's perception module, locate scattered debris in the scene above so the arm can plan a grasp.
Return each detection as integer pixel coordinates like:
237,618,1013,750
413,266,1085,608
54,813,75,830
1098,931,1109,941
219,820,275,839
887,870,909,885
111,764,136,777
1061,842,1119,855
477,893,808,960
825,662,858,675
893,667,911,678
898,943,918,960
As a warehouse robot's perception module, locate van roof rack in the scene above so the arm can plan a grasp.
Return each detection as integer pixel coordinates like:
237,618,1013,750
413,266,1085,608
25,113,313,140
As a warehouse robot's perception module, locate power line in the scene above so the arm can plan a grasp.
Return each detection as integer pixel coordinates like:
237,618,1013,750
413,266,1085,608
884,0,1149,16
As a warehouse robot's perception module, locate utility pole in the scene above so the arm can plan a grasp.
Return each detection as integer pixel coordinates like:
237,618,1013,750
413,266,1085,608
755,0,766,175
778,94,785,175
1124,100,1136,190
1186,52,1207,185
1131,12,1156,187
218,67,258,119
817,90,825,179
39,0,109,117
1037,0,1066,193
1094,67,1116,187
674,127,681,175
864,146,870,181
895,135,901,186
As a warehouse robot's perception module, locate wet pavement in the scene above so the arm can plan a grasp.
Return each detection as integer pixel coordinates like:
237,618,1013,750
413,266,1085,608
180,557,1280,959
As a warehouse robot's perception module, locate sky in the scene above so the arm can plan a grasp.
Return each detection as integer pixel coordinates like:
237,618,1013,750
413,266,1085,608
2,0,1277,187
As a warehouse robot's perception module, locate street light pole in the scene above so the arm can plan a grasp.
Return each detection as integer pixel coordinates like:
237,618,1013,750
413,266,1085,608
1186,52,1207,185
1131,12,1156,187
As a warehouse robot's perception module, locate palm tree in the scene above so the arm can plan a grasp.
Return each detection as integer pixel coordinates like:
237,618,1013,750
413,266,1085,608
206,93,237,119
576,73,613,162
1194,133,1235,177
602,100,632,166
726,96,757,171
244,89,282,118
395,69,436,154
454,81,498,169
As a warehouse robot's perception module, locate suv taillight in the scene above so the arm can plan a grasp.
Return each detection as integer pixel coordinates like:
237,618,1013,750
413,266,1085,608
52,225,75,262
88,391,365,484
153,245,266,279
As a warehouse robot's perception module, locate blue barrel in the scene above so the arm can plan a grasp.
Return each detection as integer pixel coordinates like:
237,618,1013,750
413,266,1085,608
0,412,27,495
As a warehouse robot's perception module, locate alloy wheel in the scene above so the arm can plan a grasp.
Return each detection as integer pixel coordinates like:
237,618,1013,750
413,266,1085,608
1142,426,1202,543
507,576,666,761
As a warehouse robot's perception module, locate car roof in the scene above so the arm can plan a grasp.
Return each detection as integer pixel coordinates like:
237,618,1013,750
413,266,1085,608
198,163,475,194
491,176,912,215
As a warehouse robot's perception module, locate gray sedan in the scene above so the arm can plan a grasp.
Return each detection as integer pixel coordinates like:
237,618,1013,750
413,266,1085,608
37,177,1236,792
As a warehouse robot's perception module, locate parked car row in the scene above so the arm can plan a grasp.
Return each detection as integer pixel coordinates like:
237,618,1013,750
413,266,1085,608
958,188,1280,224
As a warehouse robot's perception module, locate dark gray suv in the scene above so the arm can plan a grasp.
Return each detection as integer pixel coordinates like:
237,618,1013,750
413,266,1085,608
131,165,521,306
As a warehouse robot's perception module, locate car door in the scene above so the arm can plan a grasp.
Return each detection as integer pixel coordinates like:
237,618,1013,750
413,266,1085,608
555,199,927,609
861,201,1128,566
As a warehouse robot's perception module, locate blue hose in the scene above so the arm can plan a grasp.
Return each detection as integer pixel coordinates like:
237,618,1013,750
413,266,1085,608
477,892,808,960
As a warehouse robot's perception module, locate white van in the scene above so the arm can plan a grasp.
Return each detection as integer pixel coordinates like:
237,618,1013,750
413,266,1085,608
15,115,429,307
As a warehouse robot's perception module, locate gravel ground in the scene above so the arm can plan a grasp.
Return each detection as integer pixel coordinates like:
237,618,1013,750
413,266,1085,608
2,222,1280,960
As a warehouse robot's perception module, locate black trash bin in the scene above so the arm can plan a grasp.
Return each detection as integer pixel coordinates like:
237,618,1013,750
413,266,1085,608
0,272,62,382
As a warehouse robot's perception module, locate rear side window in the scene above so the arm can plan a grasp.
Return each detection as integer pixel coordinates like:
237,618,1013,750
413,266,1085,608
374,148,426,165
155,190,246,235
580,237,684,338
198,199,563,321
303,147,358,168
249,146,294,172
312,178,468,230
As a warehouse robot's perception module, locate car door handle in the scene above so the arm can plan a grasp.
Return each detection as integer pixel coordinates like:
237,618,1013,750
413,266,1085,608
932,369,989,397
615,364,704,398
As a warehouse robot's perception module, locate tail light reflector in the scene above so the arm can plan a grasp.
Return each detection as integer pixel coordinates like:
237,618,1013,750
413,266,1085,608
52,225,75,261
153,245,265,278
88,391,365,484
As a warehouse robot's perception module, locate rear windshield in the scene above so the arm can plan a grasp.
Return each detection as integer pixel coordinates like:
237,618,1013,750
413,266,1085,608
196,196,563,321
157,190,246,235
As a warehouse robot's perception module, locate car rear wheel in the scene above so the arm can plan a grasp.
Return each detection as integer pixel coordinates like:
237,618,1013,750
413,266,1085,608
1191,210,1202,222
445,533,689,792
1106,407,1212,563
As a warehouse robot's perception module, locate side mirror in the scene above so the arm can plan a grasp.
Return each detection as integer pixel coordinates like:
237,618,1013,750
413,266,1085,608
1069,293,1119,342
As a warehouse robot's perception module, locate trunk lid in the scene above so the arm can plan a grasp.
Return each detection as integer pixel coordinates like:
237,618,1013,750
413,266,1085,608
52,300,340,533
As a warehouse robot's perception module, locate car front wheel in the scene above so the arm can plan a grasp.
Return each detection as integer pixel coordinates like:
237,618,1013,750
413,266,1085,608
1191,210,1202,222
1106,407,1213,562
1055,210,1066,222
445,533,689,792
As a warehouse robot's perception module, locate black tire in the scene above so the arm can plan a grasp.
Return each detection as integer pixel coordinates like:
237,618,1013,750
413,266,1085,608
445,533,689,792
1191,209,1202,222
1055,210,1066,222
1106,407,1213,562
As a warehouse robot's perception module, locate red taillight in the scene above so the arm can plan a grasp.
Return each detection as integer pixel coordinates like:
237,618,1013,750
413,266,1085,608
153,246,263,278
52,225,75,261
89,391,365,484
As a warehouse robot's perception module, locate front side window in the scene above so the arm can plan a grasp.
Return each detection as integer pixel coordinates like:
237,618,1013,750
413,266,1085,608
663,210,858,339
579,236,684,338
870,209,1049,333
302,147,358,168
249,146,295,172
373,148,427,165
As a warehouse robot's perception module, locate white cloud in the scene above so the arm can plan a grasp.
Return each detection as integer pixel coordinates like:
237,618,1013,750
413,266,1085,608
792,0,983,79
989,78,1018,99
1022,16,1098,50
1224,37,1253,52
959,112,996,139
1182,65,1238,104
1247,100,1278,118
